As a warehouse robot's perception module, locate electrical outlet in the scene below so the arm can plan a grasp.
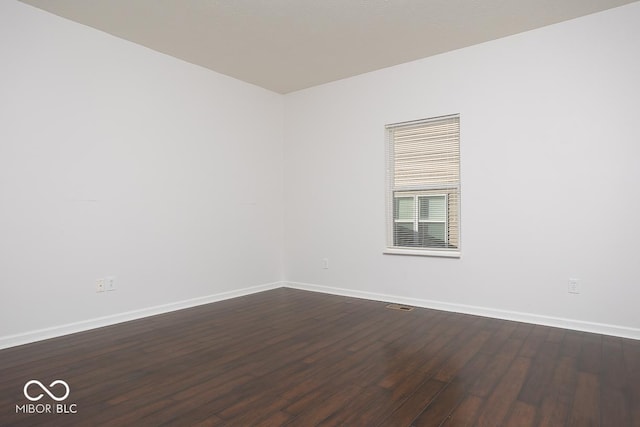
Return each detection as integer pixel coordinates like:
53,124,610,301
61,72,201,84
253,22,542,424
106,276,116,291
568,278,580,294
322,258,329,269
96,279,105,293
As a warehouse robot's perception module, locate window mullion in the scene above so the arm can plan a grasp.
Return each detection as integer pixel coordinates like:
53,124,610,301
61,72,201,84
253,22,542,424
413,195,419,231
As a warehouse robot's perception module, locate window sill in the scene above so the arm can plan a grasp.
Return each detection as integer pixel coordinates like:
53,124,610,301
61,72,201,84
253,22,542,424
383,248,461,258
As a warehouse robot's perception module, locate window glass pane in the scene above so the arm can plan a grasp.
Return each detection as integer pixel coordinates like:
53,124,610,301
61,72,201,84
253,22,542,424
418,223,446,247
419,196,446,221
394,222,417,247
394,197,414,221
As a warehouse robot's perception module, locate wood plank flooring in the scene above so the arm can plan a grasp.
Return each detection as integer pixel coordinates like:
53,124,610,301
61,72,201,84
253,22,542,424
0,287,638,426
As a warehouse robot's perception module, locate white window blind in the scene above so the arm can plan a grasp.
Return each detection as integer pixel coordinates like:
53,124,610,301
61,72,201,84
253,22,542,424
386,114,460,254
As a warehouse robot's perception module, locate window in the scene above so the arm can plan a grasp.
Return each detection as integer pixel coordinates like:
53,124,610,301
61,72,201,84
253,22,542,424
385,114,460,256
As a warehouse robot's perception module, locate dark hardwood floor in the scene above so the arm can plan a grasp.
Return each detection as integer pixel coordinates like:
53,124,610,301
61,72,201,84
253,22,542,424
1,287,638,426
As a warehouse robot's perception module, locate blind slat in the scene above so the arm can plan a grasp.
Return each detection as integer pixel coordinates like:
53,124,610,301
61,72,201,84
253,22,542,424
392,115,459,190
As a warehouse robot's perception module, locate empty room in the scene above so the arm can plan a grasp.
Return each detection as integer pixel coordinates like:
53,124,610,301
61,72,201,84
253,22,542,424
1,0,639,425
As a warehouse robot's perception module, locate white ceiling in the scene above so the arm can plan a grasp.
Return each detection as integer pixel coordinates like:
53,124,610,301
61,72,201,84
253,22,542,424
19,0,638,94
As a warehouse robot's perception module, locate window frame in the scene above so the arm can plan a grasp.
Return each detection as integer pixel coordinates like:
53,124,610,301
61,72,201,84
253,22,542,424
393,192,448,246
384,115,461,258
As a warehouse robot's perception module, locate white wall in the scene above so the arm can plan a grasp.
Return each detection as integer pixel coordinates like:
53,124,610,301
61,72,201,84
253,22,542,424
0,1,284,343
283,3,640,337
2,1,639,347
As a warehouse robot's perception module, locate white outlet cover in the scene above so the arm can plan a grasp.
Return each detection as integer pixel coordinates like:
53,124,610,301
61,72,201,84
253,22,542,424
568,278,580,294
106,276,116,291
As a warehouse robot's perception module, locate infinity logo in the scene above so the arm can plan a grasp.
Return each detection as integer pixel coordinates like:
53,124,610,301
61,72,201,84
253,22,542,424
23,380,70,402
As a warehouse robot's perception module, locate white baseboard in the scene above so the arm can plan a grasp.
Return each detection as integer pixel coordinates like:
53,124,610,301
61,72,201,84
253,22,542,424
4,280,637,350
0,281,284,350
286,281,640,341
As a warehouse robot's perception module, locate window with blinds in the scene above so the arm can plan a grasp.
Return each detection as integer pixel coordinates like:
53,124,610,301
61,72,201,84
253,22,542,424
385,114,460,256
